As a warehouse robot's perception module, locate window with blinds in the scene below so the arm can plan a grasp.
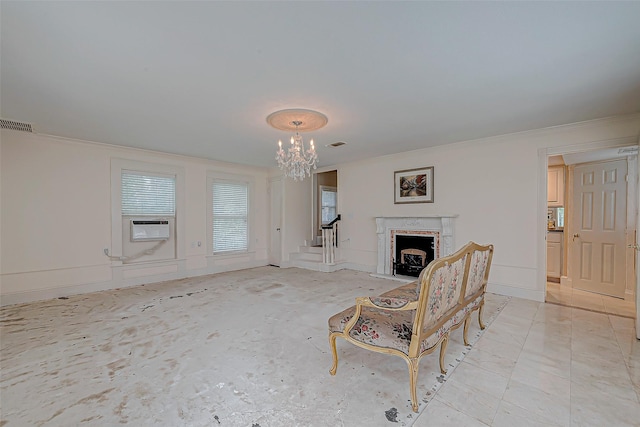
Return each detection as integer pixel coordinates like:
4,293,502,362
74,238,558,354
212,180,248,253
122,171,176,216
321,187,337,224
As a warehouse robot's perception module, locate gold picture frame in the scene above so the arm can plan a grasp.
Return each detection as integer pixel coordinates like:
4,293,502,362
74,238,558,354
394,166,434,204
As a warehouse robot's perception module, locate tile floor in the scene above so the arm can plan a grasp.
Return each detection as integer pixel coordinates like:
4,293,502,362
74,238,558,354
429,296,640,426
546,282,636,318
1,267,639,426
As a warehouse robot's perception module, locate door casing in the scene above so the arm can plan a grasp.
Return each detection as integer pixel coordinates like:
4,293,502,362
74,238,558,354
539,138,639,305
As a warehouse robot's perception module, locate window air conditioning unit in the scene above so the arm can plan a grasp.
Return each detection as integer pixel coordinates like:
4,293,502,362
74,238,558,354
131,220,170,241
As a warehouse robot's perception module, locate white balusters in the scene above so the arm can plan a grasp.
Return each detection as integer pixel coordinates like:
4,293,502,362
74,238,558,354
322,223,336,264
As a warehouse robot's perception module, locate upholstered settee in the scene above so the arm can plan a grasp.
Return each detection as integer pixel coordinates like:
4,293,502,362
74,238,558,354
327,241,493,412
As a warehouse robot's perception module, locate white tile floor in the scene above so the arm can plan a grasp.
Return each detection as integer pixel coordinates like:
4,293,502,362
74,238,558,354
1,268,639,426
546,282,636,318
432,297,640,427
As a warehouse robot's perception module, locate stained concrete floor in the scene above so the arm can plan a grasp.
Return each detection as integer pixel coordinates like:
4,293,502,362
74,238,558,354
2,267,638,426
0,267,506,426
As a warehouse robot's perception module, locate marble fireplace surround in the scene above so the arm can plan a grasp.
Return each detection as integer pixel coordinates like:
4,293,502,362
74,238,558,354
375,215,457,276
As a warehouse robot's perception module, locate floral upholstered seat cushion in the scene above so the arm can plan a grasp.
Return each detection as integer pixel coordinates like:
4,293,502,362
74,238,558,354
327,290,475,357
379,282,419,301
328,303,458,356
328,305,416,355
327,282,420,354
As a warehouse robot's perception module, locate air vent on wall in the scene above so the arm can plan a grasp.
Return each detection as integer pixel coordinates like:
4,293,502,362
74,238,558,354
0,118,35,133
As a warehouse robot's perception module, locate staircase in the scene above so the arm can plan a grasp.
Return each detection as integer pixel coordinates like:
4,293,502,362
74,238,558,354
289,245,345,272
289,215,343,272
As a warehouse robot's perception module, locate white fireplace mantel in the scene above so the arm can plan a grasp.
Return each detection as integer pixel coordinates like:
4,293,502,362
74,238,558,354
375,215,458,275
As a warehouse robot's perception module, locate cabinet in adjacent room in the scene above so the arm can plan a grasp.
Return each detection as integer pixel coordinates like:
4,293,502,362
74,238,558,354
547,231,563,279
547,166,565,207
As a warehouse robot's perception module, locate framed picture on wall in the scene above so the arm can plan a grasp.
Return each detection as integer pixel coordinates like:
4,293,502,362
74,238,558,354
394,166,434,204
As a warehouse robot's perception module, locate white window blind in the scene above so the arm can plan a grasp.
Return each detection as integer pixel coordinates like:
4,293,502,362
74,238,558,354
122,171,176,216
212,181,248,253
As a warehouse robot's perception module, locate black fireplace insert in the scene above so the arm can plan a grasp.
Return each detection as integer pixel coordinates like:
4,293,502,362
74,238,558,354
392,235,435,277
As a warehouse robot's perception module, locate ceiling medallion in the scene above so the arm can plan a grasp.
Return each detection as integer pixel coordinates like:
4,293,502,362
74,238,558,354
267,109,328,181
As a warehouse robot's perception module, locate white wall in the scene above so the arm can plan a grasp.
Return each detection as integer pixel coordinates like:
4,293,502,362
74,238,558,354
333,114,640,301
0,135,3,285
0,130,270,305
279,177,312,265
2,114,639,305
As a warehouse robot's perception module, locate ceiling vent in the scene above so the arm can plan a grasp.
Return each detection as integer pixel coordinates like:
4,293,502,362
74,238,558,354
1,118,35,133
327,141,346,148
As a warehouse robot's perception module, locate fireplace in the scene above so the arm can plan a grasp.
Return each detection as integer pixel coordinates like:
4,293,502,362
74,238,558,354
393,234,435,277
376,216,457,277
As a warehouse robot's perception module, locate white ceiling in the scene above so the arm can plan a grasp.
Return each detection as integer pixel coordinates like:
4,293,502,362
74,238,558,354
2,2,640,169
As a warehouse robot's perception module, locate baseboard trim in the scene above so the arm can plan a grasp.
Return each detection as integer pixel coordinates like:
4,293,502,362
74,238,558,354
624,288,636,301
560,276,572,288
2,264,550,306
487,282,545,302
329,262,376,274
283,260,376,274
1,260,268,307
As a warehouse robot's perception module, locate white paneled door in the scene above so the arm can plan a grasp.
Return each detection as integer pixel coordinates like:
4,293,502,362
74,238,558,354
571,159,627,298
269,178,283,267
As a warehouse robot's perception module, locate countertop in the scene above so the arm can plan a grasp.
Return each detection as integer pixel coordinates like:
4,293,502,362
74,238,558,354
548,228,564,232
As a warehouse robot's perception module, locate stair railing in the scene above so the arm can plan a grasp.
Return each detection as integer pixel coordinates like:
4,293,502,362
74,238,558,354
321,214,341,264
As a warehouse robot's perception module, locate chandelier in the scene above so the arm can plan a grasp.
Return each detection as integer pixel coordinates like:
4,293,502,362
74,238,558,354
267,109,328,181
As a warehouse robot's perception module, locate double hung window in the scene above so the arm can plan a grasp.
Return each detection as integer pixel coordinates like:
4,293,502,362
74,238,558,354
212,180,248,253
121,171,176,217
320,186,337,226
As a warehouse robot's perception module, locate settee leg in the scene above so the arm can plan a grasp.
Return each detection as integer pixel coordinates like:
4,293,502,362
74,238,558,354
329,332,339,375
463,316,471,346
407,358,420,413
478,300,486,330
439,334,449,375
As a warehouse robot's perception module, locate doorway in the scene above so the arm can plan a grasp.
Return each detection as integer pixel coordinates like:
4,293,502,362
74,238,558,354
571,159,627,298
543,145,638,317
269,177,283,266
312,170,338,247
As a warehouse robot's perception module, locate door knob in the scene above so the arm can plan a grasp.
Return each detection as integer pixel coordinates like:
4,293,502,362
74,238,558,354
572,233,580,241
628,244,640,250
